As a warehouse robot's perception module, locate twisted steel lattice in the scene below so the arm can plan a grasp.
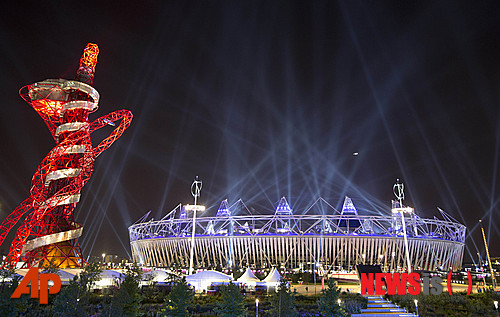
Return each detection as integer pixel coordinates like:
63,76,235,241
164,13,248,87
0,44,132,268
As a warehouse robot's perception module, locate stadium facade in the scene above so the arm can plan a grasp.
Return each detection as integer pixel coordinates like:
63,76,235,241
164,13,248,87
129,195,466,272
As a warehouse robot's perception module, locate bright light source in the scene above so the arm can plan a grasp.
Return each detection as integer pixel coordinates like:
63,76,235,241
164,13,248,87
337,298,341,305
391,207,414,214
184,204,206,212
353,152,358,156
494,301,498,310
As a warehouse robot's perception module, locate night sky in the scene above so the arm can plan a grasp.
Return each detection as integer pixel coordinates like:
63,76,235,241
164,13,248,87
0,1,499,263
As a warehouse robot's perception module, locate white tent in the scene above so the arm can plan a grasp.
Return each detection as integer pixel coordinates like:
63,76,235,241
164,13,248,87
95,270,124,288
263,267,282,288
185,270,232,292
55,270,76,285
61,268,81,277
15,269,76,286
236,267,261,286
142,269,173,285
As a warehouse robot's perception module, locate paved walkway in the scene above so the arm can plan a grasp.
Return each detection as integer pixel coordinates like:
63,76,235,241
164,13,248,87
351,296,416,317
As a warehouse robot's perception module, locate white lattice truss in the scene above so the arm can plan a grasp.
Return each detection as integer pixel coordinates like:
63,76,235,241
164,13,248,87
129,199,466,272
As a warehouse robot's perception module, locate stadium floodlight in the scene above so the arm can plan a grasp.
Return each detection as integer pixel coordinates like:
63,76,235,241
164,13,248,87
188,176,203,276
393,180,413,273
391,207,414,214
184,205,206,212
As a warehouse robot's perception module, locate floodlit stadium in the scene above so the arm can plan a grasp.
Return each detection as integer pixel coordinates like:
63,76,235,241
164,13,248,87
129,194,466,272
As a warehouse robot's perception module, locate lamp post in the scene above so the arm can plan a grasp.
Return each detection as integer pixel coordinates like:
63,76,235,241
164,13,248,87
188,177,204,276
256,298,259,317
313,262,317,294
414,299,419,317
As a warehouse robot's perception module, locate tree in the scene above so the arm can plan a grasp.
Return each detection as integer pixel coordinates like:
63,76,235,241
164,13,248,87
109,266,143,317
161,278,194,317
0,270,29,317
268,279,298,317
52,277,86,317
53,261,103,316
79,261,103,292
214,282,246,317
317,279,347,317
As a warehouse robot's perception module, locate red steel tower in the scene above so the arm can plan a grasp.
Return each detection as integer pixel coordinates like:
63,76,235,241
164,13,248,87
0,44,133,268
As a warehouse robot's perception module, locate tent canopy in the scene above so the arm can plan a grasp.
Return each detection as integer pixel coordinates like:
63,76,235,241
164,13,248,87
94,270,124,288
186,270,232,281
263,267,282,283
142,269,173,283
55,270,76,281
237,267,261,284
100,270,124,280
185,270,232,292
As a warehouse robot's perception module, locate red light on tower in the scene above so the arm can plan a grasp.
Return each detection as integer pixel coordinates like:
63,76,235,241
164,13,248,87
0,44,133,268
77,43,99,85
80,43,99,71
